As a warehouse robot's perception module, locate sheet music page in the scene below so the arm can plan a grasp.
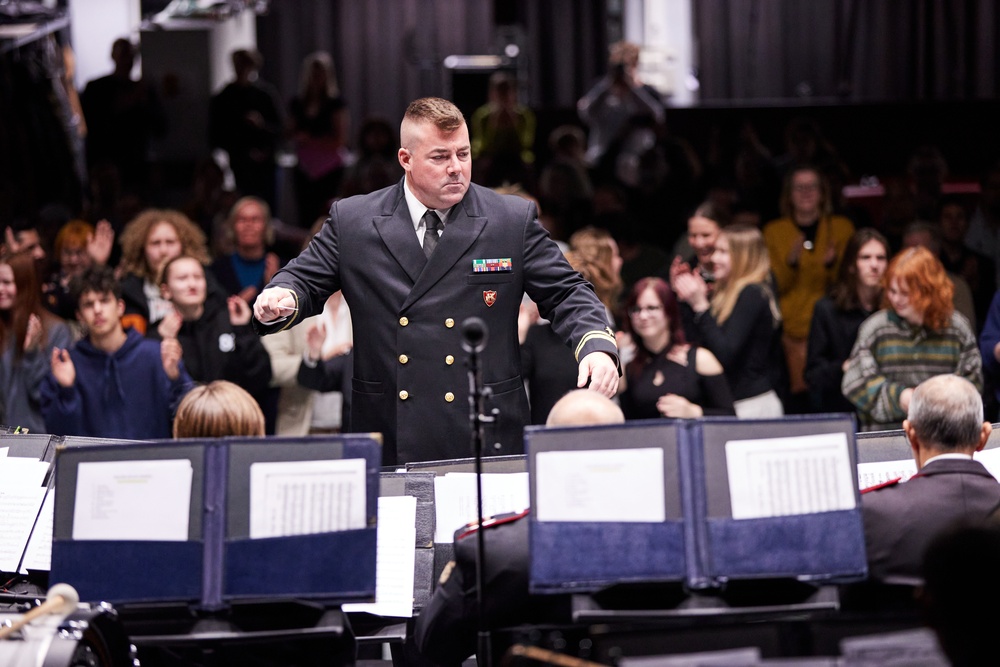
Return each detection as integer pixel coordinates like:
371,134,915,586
535,448,666,523
0,446,8,457
433,473,529,543
21,489,54,572
343,495,417,617
249,458,366,538
0,456,50,487
974,447,1000,481
72,459,193,541
0,486,46,572
857,459,917,489
726,432,857,519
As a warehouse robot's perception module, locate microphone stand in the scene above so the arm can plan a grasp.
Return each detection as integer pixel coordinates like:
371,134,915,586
463,318,496,667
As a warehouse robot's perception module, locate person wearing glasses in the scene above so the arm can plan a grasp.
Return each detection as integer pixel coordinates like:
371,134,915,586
764,166,854,411
619,277,734,419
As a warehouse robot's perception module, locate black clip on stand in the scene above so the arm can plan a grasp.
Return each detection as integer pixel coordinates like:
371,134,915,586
462,316,498,667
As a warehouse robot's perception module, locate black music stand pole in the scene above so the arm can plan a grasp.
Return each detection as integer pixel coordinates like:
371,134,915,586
462,317,496,667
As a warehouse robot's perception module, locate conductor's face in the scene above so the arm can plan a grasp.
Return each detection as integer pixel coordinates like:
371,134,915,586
398,120,471,210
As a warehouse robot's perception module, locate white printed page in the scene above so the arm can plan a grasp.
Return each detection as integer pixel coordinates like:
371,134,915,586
856,459,917,489
343,495,417,617
249,458,366,538
535,448,666,523
433,473,529,543
21,489,54,572
726,432,857,519
0,486,46,572
0,456,50,487
72,459,193,541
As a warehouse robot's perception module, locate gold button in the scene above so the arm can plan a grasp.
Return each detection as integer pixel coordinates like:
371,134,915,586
399,390,409,400
399,316,409,326
445,355,455,365
445,392,455,402
398,354,408,364
445,318,455,328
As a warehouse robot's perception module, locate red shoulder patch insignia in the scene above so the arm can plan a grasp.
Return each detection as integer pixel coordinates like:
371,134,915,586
455,508,530,541
861,477,903,494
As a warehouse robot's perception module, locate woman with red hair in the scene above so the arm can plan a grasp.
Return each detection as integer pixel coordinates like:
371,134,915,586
842,246,982,429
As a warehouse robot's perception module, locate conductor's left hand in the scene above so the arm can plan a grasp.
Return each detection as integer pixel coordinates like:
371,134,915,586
578,352,619,397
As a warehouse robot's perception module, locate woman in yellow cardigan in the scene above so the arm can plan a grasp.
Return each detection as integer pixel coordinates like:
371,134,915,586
763,166,854,403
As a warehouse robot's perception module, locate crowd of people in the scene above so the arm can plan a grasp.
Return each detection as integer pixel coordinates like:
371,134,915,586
5,36,1000,448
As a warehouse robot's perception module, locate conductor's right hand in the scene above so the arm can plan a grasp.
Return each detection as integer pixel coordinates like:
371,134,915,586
253,287,297,324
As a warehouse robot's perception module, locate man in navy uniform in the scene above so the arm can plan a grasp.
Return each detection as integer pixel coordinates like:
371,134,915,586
254,97,618,465
862,374,1000,583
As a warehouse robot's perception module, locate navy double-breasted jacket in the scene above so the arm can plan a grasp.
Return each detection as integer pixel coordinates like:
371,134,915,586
255,180,617,464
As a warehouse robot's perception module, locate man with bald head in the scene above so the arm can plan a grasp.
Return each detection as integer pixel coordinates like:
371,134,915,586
862,374,1000,583
546,388,625,426
254,97,618,465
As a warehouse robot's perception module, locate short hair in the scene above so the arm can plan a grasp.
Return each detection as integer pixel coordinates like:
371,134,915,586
226,196,275,245
402,97,465,136
883,246,954,331
173,381,265,438
830,228,889,311
70,265,121,306
54,220,94,259
232,48,263,72
546,389,625,427
907,375,983,451
118,209,210,280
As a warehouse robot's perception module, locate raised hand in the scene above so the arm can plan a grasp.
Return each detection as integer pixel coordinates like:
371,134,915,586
50,348,76,387
305,320,326,362
157,309,183,339
227,295,252,326
87,219,115,266
160,337,183,380
24,313,43,352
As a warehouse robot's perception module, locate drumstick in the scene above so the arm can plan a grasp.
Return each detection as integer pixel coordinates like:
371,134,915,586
0,583,79,640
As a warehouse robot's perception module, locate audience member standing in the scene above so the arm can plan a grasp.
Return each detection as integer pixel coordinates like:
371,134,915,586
938,195,995,328
80,37,166,197
763,166,854,408
0,252,72,432
469,72,536,187
40,266,192,439
619,277,734,419
289,51,350,225
210,196,282,304
673,225,785,418
965,161,1000,290
842,247,982,429
577,41,665,177
804,229,888,414
209,49,282,207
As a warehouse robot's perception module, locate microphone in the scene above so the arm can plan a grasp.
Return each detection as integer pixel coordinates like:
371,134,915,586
461,317,488,353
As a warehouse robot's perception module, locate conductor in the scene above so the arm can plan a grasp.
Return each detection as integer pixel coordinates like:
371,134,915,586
253,97,619,465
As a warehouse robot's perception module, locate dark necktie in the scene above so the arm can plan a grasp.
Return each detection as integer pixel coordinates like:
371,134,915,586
422,210,442,258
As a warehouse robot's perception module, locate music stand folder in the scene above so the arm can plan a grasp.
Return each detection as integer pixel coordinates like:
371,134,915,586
51,434,380,606
526,415,867,594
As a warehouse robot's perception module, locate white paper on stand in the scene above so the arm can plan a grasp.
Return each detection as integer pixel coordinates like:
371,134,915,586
0,486,46,572
343,495,417,618
856,459,917,489
433,473,529,543
21,489,54,572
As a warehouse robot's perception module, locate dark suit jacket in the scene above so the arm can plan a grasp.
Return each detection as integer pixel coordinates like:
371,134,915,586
862,457,1000,583
255,180,617,464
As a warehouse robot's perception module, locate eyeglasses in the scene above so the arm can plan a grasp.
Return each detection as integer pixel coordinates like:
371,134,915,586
628,305,663,316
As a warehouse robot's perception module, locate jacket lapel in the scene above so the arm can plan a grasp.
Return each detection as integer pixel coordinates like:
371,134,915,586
402,191,486,310
373,184,426,285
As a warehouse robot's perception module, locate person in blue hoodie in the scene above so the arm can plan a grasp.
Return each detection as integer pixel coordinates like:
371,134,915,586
40,266,193,439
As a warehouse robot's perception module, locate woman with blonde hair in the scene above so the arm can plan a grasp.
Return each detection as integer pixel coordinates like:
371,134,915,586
569,226,623,323
674,225,786,417
173,380,265,438
842,246,981,429
117,208,220,335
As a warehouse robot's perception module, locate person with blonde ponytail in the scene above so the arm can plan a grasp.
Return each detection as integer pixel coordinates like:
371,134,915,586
673,225,786,418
